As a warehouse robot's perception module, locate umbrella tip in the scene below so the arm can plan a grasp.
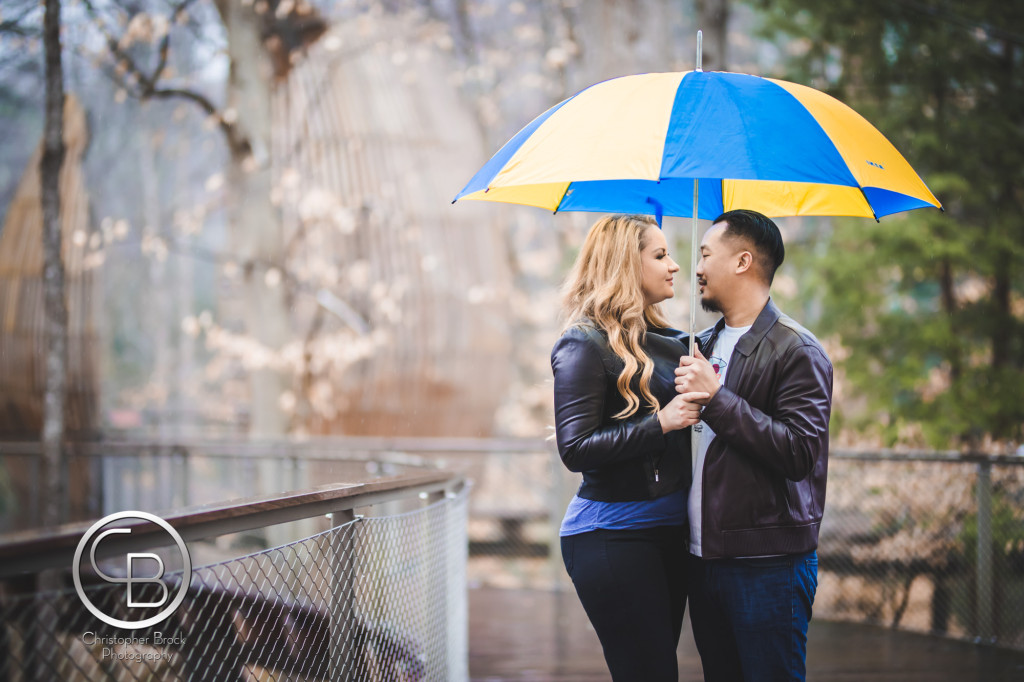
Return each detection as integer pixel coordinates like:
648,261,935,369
696,30,703,72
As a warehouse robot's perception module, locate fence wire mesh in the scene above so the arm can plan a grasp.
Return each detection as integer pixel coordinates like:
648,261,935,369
459,450,1024,650
816,457,1024,648
3,440,1022,679
0,487,468,682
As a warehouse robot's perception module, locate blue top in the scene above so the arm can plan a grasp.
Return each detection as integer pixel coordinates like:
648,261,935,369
559,488,687,537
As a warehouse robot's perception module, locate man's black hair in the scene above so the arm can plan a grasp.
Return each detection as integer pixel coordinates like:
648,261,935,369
712,209,785,285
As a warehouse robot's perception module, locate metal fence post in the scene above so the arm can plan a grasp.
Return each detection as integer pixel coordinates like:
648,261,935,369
976,459,993,642
425,489,449,679
177,446,190,509
31,454,41,527
330,509,357,681
547,448,565,590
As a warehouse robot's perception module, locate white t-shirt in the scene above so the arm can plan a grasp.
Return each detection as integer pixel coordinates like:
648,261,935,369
689,323,751,556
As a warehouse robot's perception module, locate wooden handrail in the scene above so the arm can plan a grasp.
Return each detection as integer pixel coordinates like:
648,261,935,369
1,438,1017,461
0,470,463,578
0,435,553,457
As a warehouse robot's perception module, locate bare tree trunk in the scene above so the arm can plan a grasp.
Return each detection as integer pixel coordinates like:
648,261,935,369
939,258,960,383
992,251,1010,369
36,5,68,658
140,129,174,437
696,0,729,71
41,0,67,528
217,0,290,438
992,38,1014,375
451,0,477,64
176,137,196,437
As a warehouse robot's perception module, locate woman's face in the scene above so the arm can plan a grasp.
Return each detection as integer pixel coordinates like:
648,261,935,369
640,225,679,307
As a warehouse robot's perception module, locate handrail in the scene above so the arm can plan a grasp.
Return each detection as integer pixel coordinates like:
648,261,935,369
830,448,1024,465
0,469,463,579
0,435,552,457
0,438,1018,461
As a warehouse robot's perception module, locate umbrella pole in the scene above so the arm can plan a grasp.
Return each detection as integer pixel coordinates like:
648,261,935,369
689,29,703,358
689,179,698,358
690,33,703,470
690,178,700,471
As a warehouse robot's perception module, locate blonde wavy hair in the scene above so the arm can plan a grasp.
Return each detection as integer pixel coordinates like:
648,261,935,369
561,214,671,419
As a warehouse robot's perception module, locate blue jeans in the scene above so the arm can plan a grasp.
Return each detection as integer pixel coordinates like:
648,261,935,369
687,551,818,682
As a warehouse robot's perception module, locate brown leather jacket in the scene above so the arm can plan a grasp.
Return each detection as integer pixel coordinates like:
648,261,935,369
695,299,833,559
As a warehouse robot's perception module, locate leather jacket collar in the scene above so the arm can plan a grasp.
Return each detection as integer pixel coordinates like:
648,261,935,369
697,297,780,358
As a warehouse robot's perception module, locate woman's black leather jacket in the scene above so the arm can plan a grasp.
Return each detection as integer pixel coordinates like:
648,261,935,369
551,321,693,502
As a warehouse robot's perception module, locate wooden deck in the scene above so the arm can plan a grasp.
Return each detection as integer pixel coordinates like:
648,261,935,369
468,587,1024,681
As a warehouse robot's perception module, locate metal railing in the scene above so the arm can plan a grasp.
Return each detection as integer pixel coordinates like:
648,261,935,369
428,442,1024,650
2,438,1023,653
0,437,568,590
0,467,468,681
817,449,1024,648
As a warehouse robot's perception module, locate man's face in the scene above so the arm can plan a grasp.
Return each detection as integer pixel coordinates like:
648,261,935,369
696,222,740,314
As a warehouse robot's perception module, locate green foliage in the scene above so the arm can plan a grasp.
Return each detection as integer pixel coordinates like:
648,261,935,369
958,488,1024,564
752,0,1024,447
953,486,1024,637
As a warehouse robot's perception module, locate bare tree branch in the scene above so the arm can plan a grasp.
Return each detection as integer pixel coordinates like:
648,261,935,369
0,1,40,37
0,20,32,37
81,0,152,90
147,86,251,155
150,0,201,86
81,0,251,157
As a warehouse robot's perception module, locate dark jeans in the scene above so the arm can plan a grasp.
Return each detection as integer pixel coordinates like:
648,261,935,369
561,525,688,682
687,551,818,682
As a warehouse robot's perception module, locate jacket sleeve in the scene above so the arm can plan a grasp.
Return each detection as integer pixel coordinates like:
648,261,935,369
551,331,666,473
700,342,832,481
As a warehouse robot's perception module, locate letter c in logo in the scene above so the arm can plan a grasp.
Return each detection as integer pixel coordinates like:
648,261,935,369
73,511,192,630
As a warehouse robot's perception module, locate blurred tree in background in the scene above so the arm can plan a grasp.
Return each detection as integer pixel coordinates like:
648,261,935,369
79,0,327,437
0,1,44,215
5,0,1020,448
756,0,1024,448
2,0,767,442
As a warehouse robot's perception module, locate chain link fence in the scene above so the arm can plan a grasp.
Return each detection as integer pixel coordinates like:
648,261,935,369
2,437,1022,677
817,454,1024,648
456,446,1024,651
0,485,468,682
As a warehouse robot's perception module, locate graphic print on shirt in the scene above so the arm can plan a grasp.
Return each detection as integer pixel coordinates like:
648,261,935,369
709,352,729,379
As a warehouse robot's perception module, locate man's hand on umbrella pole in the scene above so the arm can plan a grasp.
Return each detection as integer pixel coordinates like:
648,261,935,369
676,348,719,406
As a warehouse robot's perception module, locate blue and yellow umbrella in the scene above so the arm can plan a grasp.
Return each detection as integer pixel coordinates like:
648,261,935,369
454,67,942,356
454,70,941,222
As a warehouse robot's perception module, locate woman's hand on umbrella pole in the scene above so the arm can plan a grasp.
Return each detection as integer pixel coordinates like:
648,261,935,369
676,348,719,404
658,391,710,433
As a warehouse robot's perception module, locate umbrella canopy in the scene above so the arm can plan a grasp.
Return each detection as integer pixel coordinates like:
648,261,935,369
453,70,941,221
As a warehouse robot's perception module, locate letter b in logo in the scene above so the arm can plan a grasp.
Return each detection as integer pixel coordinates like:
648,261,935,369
73,511,192,630
89,527,169,608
